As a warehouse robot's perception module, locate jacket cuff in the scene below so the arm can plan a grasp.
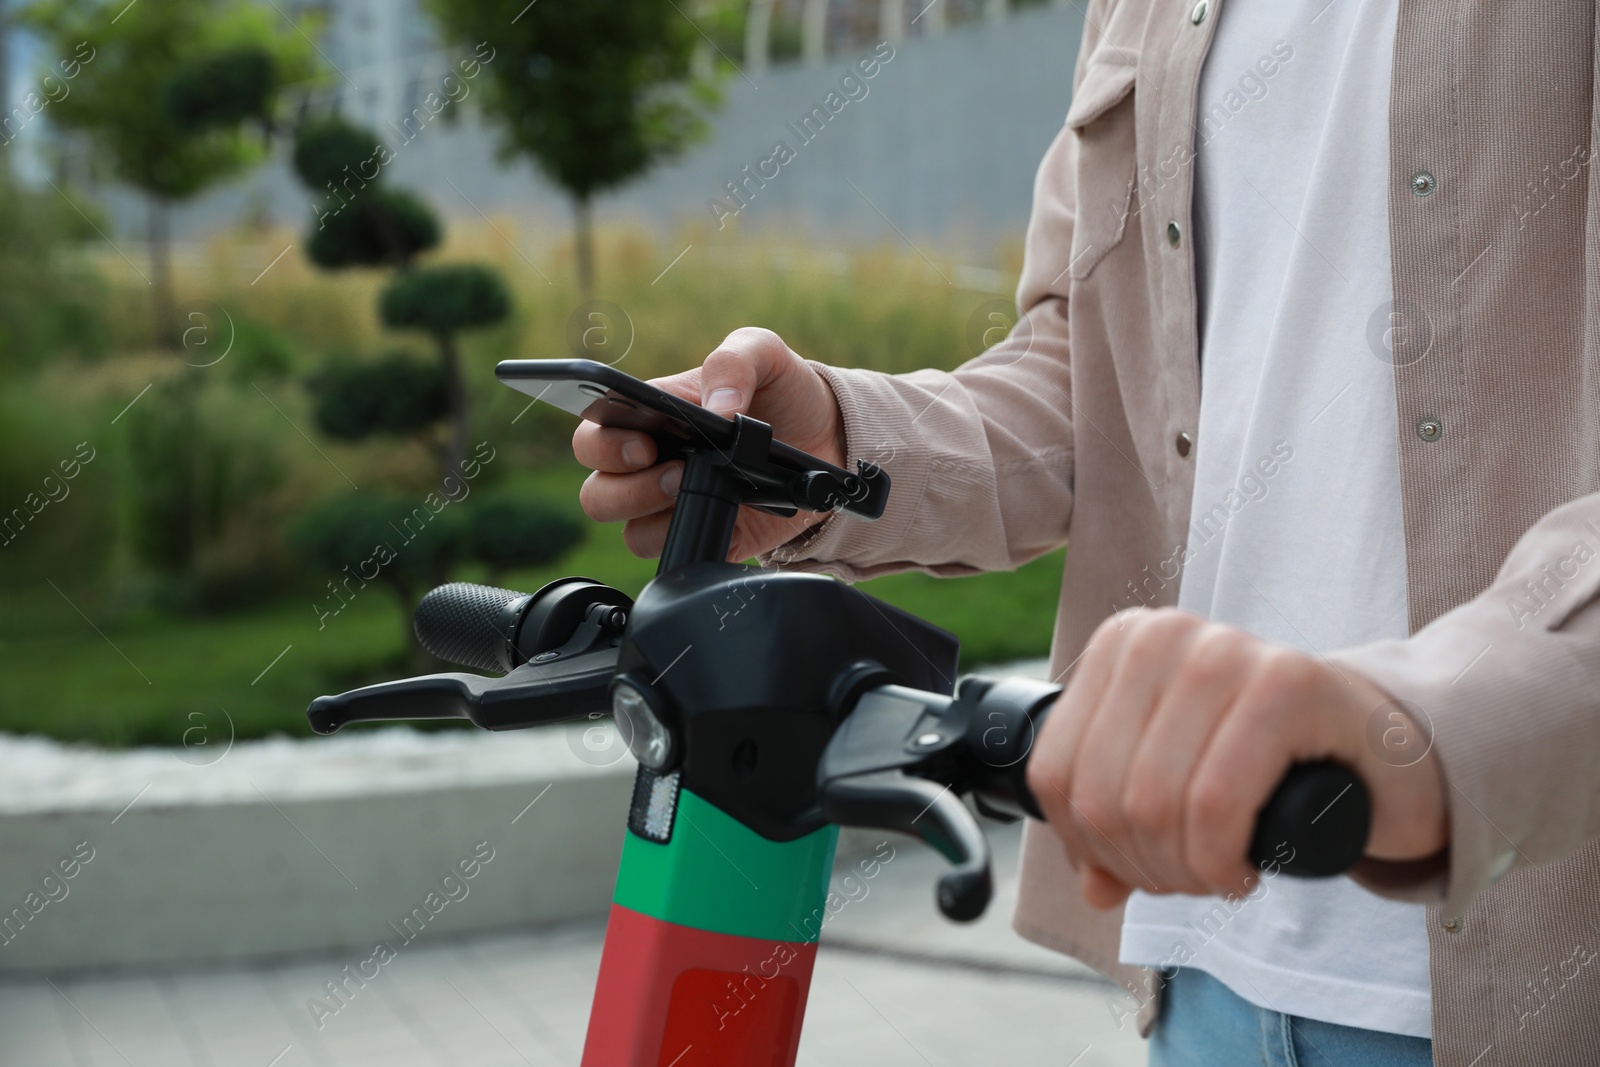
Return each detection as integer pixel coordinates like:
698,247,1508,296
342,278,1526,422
1329,510,1600,918
760,361,938,581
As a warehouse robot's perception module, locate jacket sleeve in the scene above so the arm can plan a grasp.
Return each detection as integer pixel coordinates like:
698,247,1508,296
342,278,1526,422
762,112,1087,582
1331,491,1600,918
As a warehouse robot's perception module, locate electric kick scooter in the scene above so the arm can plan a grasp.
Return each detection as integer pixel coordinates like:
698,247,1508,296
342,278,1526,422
308,359,1371,1066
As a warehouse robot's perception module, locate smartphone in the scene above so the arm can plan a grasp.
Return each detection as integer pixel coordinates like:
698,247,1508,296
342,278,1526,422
495,359,888,519
497,359,734,446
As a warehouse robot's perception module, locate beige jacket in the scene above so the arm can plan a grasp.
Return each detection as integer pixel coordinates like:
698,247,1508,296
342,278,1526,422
773,1,1600,1063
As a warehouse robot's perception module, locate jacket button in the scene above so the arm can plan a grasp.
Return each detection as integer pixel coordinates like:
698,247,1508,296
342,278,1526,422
1417,417,1443,442
1442,916,1464,934
1190,0,1209,24
1167,221,1182,248
1176,432,1193,458
1411,171,1437,197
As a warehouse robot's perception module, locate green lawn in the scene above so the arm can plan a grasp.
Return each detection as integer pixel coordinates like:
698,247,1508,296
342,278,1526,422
0,588,405,747
0,464,1062,747
1,225,1056,748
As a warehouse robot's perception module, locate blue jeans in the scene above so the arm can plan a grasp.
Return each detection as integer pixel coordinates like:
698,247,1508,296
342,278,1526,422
1149,968,1434,1067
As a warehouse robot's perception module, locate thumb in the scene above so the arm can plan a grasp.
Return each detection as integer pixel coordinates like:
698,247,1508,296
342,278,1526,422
699,329,791,417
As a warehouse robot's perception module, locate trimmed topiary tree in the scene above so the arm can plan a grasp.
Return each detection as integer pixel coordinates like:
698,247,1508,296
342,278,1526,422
294,118,442,268
163,44,279,132
289,115,508,487
287,117,583,660
378,265,511,481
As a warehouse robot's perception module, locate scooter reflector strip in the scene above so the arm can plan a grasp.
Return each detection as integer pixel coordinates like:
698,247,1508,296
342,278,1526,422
613,786,837,943
629,767,681,843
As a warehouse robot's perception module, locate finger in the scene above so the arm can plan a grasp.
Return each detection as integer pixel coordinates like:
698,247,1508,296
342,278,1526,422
578,462,683,524
1068,610,1201,893
1183,650,1322,896
572,423,658,473
725,510,805,563
727,524,758,564
622,510,674,560
1080,865,1134,910
1121,625,1254,895
1027,610,1140,880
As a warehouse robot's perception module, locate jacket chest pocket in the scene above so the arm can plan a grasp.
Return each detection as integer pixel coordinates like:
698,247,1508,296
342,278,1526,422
1066,55,1138,282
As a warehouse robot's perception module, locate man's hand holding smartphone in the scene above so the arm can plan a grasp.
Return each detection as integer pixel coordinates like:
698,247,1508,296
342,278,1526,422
571,328,846,561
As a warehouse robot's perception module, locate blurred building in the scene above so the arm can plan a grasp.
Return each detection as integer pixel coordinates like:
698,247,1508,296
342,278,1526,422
274,0,1073,124
276,0,448,132
10,0,1085,251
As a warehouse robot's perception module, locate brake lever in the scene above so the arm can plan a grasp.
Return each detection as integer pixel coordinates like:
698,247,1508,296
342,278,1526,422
308,670,502,733
308,581,631,734
816,683,1002,921
820,769,992,921
308,647,620,734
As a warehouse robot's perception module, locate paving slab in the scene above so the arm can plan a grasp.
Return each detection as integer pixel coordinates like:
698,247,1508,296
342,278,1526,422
0,820,1146,1067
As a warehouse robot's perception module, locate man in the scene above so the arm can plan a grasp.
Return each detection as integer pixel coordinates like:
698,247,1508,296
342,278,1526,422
573,1,1600,1063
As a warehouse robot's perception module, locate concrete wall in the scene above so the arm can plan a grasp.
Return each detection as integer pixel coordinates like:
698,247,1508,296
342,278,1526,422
99,5,1085,249
0,730,635,973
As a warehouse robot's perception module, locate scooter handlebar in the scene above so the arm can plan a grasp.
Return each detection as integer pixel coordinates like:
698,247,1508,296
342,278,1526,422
818,677,1372,922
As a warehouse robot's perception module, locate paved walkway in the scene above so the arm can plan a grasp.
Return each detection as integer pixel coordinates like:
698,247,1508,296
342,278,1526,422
1,825,1149,1067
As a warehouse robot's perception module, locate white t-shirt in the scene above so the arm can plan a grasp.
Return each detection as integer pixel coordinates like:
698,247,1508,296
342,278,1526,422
1116,0,1432,1039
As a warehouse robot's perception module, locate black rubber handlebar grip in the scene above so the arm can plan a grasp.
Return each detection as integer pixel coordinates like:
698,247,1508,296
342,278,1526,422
414,582,529,673
1248,761,1372,877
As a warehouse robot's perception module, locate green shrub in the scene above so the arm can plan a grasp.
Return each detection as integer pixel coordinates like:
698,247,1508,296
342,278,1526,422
123,376,289,602
124,378,202,574
0,176,108,375
0,391,114,589
466,497,585,584
225,318,298,381
290,491,465,603
308,353,448,440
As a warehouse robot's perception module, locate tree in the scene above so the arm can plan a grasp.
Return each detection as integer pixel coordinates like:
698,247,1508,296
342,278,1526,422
425,0,725,296
380,264,510,484
288,116,543,662
291,116,510,488
23,0,314,346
